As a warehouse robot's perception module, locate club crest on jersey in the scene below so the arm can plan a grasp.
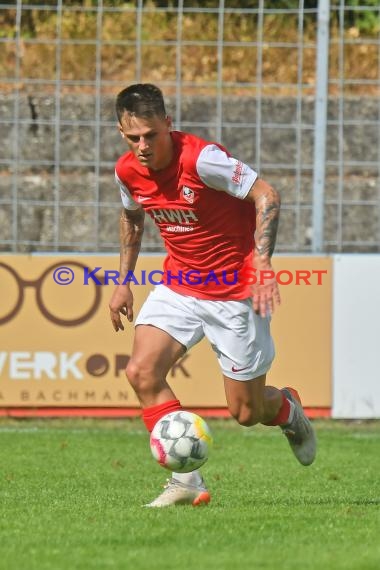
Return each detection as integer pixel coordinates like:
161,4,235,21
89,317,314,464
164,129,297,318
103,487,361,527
182,186,195,204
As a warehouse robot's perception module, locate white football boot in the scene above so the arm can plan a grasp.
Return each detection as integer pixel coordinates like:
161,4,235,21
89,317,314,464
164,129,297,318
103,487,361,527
144,477,211,508
280,387,317,466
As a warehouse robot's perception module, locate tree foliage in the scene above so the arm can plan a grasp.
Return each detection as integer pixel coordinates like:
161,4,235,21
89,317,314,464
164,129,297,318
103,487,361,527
8,1,379,35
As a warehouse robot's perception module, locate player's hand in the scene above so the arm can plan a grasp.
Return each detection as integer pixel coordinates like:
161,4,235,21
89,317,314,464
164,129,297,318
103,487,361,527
250,260,281,318
109,285,134,331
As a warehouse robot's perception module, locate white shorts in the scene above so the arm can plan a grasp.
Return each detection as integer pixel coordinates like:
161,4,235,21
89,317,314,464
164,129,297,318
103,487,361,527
135,285,275,381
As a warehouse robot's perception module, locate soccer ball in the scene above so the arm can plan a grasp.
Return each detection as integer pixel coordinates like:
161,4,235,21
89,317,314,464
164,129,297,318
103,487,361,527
150,411,213,473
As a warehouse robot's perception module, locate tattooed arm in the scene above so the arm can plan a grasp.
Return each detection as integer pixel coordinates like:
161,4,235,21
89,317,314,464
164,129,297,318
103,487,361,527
245,178,281,317
109,207,145,331
118,207,145,278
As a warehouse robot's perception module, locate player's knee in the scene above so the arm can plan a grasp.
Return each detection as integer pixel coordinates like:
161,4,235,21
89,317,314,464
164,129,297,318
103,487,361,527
125,358,150,392
125,358,166,402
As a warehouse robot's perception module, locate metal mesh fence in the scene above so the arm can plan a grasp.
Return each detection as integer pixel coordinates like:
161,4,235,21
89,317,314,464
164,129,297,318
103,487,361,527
0,1,379,253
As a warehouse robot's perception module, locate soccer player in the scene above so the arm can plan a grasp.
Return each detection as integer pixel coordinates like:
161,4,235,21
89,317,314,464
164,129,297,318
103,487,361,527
109,83,316,507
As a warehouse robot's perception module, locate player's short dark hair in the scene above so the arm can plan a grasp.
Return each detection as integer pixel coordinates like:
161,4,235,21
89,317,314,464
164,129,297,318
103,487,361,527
115,83,167,122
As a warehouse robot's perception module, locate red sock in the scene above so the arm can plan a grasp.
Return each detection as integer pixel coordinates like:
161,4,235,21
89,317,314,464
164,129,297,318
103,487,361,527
263,393,291,426
142,399,182,432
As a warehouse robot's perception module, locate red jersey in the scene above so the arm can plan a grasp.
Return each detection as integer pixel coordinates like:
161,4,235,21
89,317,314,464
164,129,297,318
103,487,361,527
115,131,258,300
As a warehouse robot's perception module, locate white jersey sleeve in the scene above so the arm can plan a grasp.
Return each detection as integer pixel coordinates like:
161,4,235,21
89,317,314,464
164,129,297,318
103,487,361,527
115,171,141,211
196,144,258,199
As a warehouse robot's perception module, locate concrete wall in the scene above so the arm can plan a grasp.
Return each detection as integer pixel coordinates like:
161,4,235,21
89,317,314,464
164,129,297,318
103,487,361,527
0,95,378,253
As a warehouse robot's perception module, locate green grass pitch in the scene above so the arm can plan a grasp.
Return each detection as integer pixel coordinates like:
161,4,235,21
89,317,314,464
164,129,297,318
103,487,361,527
0,418,379,570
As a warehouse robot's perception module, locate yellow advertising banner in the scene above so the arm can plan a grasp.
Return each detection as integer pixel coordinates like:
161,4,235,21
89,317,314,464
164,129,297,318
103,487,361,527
270,256,332,407
0,255,332,408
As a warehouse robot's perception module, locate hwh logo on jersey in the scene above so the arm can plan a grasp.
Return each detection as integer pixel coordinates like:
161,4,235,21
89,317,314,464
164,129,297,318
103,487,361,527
150,208,198,224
